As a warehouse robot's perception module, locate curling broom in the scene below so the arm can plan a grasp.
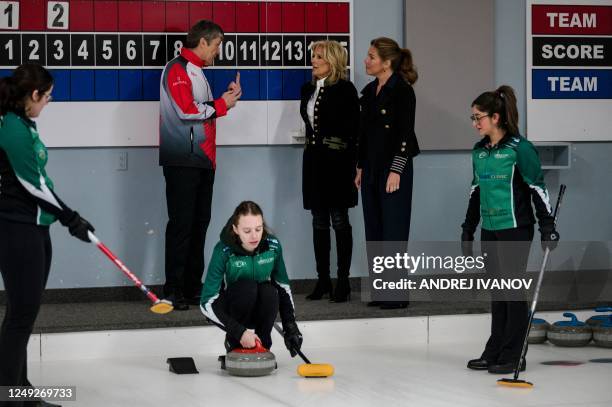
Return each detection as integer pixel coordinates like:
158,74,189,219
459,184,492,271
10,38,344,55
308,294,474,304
498,184,566,388
88,231,173,314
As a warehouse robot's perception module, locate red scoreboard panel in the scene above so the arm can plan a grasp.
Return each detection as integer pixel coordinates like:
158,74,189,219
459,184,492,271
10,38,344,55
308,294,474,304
0,0,352,102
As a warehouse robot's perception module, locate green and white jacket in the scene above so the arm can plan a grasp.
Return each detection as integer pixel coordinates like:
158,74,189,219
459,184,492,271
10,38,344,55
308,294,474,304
200,220,296,340
0,112,73,226
463,134,554,232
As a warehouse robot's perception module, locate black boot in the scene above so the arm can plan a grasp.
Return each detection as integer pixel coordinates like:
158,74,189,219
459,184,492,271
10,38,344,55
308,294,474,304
331,226,352,303
332,277,351,302
306,228,332,300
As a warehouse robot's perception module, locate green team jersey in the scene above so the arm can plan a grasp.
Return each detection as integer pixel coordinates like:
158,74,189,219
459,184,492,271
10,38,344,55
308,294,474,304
200,221,296,340
0,112,70,226
463,134,553,232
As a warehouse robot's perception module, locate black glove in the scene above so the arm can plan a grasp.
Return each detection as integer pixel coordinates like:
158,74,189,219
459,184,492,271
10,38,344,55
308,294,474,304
540,227,559,251
283,321,303,357
461,229,474,258
62,211,95,242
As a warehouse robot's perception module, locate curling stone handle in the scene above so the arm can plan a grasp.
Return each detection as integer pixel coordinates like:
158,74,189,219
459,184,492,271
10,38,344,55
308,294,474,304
562,312,578,323
595,307,612,313
254,339,267,352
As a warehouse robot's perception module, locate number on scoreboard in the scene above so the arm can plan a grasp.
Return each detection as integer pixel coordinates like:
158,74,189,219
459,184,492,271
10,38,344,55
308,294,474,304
166,34,186,62
70,34,94,66
23,34,46,65
0,33,20,65
48,1,69,30
237,35,259,66
260,35,282,67
215,35,237,66
0,1,18,30
282,36,306,66
96,35,119,66
143,35,166,66
120,35,143,66
46,34,70,66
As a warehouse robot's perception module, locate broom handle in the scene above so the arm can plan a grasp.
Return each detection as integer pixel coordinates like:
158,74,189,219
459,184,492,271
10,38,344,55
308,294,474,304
515,184,566,380
88,231,160,304
273,323,311,364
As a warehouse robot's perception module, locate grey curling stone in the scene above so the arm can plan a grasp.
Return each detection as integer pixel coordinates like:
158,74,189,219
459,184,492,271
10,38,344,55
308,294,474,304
528,318,549,344
219,349,277,377
547,312,592,347
592,317,612,348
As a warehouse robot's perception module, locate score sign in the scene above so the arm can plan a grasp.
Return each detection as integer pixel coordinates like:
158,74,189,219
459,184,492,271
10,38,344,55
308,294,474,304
527,0,612,141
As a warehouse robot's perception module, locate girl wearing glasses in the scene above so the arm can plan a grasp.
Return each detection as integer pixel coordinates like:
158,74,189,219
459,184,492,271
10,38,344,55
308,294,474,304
0,64,94,403
462,85,559,374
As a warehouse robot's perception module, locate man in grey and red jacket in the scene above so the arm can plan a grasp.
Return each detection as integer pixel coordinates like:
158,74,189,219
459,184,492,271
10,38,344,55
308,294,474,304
159,20,241,310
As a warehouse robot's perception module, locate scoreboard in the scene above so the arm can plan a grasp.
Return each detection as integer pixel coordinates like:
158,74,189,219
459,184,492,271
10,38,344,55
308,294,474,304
527,0,611,142
0,0,353,146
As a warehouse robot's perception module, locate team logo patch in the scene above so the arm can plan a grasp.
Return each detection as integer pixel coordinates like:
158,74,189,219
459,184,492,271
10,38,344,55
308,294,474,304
478,151,487,159
257,257,274,265
234,260,247,268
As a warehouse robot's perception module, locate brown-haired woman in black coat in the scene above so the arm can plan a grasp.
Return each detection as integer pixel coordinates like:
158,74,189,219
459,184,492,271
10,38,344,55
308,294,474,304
355,37,420,309
300,40,359,303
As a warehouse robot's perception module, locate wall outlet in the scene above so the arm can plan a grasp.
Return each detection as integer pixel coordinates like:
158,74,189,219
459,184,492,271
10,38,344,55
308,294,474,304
117,152,128,171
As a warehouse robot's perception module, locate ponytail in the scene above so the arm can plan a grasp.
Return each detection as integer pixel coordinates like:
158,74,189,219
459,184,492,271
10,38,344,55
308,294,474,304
398,48,418,85
471,84,519,135
495,85,518,135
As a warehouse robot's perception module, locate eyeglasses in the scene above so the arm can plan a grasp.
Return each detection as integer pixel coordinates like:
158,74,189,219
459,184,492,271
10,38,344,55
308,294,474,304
470,114,488,123
44,93,53,102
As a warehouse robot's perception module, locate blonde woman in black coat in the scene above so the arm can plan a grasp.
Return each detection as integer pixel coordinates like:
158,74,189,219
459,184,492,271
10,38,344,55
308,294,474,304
300,40,359,303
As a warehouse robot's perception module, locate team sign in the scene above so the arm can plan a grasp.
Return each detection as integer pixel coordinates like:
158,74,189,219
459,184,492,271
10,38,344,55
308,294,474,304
0,0,351,102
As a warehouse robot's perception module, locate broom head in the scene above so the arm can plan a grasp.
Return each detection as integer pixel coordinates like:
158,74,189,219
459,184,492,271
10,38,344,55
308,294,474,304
497,378,533,388
150,299,174,314
297,363,335,378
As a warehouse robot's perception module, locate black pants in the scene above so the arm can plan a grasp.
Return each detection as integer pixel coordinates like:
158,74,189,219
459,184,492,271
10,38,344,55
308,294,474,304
480,225,534,363
163,166,214,299
0,219,52,398
362,164,413,302
361,162,413,242
214,280,279,350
